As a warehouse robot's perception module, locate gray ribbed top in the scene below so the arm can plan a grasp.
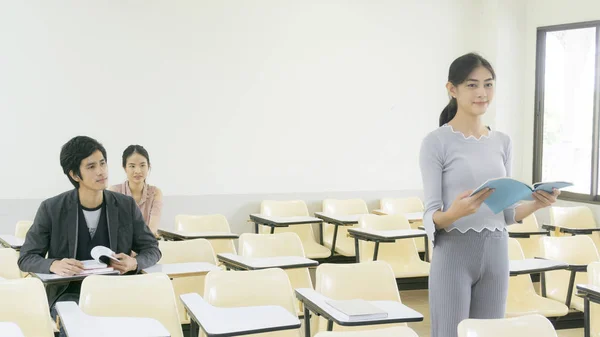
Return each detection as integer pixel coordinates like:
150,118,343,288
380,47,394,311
419,124,518,243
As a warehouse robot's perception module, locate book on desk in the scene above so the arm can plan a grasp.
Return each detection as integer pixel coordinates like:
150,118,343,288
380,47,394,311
325,299,388,321
78,245,121,275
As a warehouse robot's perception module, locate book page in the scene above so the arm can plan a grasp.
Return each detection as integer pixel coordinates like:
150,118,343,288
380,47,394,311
532,181,573,193
90,246,119,264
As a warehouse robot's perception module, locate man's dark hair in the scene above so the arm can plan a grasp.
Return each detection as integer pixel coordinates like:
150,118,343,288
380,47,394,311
60,136,107,188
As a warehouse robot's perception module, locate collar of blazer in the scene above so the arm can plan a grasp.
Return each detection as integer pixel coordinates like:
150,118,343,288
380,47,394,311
65,189,121,257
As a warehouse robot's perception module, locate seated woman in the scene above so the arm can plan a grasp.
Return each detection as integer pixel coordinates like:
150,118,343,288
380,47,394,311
109,145,163,236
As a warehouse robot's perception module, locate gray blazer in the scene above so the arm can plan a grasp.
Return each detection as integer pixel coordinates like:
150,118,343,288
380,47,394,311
18,189,162,307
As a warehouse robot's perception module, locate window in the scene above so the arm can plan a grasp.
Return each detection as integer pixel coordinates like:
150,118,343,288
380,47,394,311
534,21,600,202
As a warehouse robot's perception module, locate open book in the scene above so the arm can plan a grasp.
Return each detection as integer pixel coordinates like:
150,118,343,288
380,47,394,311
91,245,120,264
79,246,120,275
471,178,573,214
325,299,388,321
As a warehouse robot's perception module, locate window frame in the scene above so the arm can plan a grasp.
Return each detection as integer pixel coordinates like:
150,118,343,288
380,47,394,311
533,20,600,203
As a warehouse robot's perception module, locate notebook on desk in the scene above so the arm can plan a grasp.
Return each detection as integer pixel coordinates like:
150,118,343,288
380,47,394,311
80,246,120,275
82,260,107,269
325,299,388,321
80,260,115,275
78,267,115,276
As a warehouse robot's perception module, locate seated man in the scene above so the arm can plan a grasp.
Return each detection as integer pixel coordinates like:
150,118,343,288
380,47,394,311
18,136,161,332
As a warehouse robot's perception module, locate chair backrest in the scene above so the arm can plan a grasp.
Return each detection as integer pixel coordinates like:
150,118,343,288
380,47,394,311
322,199,368,215
316,261,400,302
508,238,525,260
175,214,232,232
550,206,600,257
379,198,427,254
260,200,316,239
0,278,54,337
506,239,538,306
509,214,540,232
320,199,368,256
262,200,310,217
315,261,404,332
457,314,557,337
238,232,313,315
550,206,596,229
508,214,543,259
174,214,237,255
80,274,183,337
238,232,306,258
0,248,22,279
541,235,599,265
204,268,296,312
380,198,424,214
541,236,599,309
357,214,420,263
158,239,217,264
14,221,33,239
158,239,217,324
203,268,301,337
588,262,600,337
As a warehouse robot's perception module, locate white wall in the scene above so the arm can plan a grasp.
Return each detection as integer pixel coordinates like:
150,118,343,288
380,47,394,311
0,0,482,200
0,0,485,233
475,0,528,181
5,1,597,232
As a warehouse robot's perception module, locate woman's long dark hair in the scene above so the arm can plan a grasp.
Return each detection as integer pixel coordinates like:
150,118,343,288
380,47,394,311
439,53,496,127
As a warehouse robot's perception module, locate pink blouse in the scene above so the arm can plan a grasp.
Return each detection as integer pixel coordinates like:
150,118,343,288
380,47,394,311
110,182,162,229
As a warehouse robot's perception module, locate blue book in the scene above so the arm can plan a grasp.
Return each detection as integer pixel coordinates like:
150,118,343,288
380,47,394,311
470,178,573,214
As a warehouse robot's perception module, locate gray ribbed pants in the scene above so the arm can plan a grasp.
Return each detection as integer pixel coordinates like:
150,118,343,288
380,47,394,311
429,228,509,337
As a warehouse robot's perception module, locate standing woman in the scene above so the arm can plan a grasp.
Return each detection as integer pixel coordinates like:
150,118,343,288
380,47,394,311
110,145,163,236
419,53,560,337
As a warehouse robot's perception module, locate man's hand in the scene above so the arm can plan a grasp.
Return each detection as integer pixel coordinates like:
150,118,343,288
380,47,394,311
49,258,84,276
110,253,138,274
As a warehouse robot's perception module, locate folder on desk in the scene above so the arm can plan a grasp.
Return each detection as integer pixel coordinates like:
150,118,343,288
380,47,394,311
325,299,388,321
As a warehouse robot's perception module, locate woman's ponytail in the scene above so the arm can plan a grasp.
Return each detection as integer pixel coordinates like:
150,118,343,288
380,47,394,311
439,97,457,127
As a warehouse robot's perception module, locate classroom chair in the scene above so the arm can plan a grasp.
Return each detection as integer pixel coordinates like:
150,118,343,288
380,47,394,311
0,248,22,279
322,199,368,257
14,220,33,239
175,214,237,255
0,278,55,337
158,238,217,324
238,232,313,316
505,238,568,318
260,200,331,259
314,326,418,337
550,206,600,253
203,268,301,337
314,261,418,334
587,262,600,337
378,197,426,253
508,214,547,259
457,314,557,337
80,273,183,337
357,214,429,279
540,235,600,312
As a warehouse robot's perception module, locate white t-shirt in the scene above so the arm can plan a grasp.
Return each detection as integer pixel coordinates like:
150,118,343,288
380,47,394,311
82,207,102,238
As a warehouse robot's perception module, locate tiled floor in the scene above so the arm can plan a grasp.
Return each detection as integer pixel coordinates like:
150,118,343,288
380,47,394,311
399,289,583,337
